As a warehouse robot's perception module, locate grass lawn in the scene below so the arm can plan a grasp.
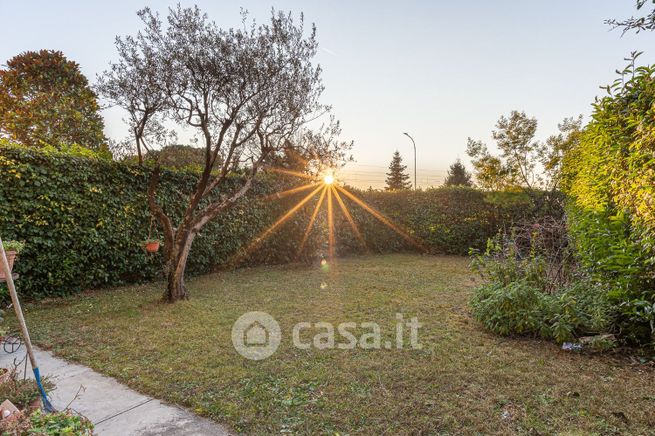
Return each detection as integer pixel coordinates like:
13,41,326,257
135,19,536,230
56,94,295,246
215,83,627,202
17,254,655,434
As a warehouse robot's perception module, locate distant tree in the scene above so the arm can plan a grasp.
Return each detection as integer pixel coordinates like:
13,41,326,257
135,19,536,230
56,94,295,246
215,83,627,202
141,145,214,172
385,150,412,191
467,110,582,193
443,159,473,187
541,115,583,191
0,50,106,149
467,110,540,191
98,6,350,302
606,0,655,33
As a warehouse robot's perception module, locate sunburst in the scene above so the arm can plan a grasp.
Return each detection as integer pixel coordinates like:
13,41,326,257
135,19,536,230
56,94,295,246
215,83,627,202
236,168,424,265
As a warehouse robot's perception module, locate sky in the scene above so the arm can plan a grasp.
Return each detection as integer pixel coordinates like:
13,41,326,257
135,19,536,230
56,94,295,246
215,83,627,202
2,1,655,188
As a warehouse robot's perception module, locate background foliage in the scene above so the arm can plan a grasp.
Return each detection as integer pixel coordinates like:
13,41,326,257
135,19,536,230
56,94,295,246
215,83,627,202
0,142,554,299
0,50,106,151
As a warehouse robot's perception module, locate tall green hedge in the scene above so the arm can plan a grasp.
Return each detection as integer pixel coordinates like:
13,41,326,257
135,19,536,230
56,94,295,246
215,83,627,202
335,188,562,256
562,62,655,344
0,143,322,298
1,143,556,299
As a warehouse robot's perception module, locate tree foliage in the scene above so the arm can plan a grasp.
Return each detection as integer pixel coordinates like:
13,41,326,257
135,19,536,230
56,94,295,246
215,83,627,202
467,111,540,190
467,110,581,192
0,50,106,150
606,0,655,33
542,116,583,191
443,159,472,187
98,5,350,301
385,150,412,191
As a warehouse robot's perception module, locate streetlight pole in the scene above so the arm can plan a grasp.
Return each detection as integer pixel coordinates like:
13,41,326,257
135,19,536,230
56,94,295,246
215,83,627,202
403,132,417,190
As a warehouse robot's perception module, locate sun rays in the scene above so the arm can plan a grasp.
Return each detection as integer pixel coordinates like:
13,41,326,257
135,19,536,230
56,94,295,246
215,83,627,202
238,169,424,264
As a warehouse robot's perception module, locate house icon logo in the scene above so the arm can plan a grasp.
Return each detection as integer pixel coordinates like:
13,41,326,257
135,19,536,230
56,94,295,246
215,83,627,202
232,311,281,360
244,321,268,346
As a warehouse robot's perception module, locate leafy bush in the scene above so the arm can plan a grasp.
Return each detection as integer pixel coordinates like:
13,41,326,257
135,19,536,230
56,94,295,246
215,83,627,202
2,240,24,254
0,141,324,298
27,410,93,435
562,56,655,346
471,277,613,343
471,281,553,337
1,409,93,436
0,368,54,410
341,187,562,256
470,220,613,343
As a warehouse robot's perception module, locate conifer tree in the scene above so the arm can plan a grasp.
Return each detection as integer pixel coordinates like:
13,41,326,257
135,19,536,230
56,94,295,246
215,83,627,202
444,159,473,187
385,150,412,190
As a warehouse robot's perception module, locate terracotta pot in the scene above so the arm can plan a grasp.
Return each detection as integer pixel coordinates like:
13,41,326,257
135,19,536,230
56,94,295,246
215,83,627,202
0,251,16,280
145,241,160,253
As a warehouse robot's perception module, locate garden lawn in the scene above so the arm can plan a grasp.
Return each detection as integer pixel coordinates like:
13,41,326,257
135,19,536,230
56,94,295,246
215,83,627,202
17,254,655,434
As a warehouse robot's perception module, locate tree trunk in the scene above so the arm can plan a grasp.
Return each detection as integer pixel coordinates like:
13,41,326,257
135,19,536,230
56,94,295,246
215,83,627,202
165,233,195,303
167,264,188,302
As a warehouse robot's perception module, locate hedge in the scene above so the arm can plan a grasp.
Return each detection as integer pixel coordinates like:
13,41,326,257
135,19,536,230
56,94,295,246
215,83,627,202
0,143,558,299
561,62,655,344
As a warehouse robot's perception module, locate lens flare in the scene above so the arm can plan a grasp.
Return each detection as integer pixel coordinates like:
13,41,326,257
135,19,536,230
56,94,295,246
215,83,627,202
232,166,425,266
297,185,328,257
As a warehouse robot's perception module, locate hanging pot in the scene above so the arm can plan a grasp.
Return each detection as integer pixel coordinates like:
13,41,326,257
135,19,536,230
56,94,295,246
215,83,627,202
0,251,16,280
144,241,160,253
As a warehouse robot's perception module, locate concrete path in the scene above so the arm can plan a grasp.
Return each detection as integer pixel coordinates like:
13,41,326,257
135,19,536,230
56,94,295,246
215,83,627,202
0,345,231,435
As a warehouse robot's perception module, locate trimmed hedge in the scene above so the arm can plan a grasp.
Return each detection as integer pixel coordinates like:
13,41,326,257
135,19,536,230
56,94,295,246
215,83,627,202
0,143,558,299
335,189,563,256
0,143,322,298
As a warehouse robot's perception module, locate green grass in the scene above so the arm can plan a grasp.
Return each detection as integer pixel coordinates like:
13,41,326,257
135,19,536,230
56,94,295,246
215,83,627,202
15,254,655,434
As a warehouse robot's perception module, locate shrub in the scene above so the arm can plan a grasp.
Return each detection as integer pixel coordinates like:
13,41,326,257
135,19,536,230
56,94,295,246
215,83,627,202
2,240,24,254
471,281,552,337
27,410,93,435
470,220,613,343
0,141,323,298
0,409,93,436
471,278,612,343
341,187,562,256
0,367,54,410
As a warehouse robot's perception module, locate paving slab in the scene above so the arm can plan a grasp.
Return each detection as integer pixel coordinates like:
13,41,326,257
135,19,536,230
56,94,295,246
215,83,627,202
0,344,231,435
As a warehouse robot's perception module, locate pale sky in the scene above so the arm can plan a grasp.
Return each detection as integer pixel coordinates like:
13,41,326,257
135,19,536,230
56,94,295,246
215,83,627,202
2,1,655,188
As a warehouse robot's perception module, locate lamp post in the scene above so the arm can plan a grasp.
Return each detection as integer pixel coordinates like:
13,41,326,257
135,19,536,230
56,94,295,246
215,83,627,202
403,132,417,190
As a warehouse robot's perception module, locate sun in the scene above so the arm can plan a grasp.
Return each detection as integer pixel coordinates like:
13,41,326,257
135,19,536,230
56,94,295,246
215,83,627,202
235,166,423,265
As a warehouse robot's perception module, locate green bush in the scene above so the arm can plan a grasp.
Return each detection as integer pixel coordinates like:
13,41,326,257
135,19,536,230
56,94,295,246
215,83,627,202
471,279,612,343
471,281,553,337
2,240,24,253
1,409,94,436
470,221,613,343
562,58,655,346
27,410,93,436
340,187,561,256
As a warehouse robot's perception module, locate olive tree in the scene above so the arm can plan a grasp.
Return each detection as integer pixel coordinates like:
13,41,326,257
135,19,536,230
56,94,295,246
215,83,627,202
99,6,346,302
